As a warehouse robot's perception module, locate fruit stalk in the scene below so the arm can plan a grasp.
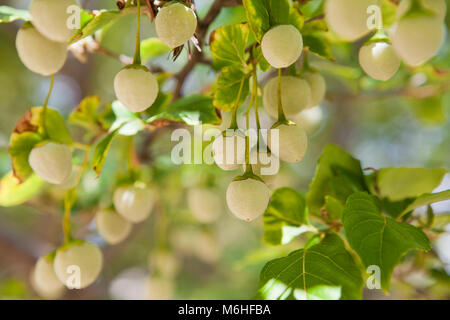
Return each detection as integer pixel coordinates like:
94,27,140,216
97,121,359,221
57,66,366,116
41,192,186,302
41,74,54,136
133,0,141,65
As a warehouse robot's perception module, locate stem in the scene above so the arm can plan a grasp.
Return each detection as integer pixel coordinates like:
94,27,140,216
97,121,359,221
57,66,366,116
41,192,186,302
277,69,287,123
133,0,141,65
251,65,261,152
41,74,55,136
63,190,75,244
229,79,246,130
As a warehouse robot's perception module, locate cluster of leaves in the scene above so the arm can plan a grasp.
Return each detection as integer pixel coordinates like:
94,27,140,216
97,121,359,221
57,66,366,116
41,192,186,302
255,144,449,299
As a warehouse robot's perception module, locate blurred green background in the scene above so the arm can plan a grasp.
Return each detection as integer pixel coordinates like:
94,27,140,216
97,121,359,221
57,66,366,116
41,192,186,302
0,0,449,300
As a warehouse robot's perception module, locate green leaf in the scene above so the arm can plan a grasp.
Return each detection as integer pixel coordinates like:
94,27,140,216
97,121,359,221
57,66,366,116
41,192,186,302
69,96,101,130
110,101,145,136
255,233,364,300
342,192,432,291
69,10,120,44
306,144,367,217
268,0,290,26
400,190,450,217
92,130,119,176
147,95,221,126
303,33,335,61
9,132,43,182
0,172,44,206
243,0,270,42
140,38,171,63
214,67,250,111
210,23,250,70
323,195,344,220
44,108,73,145
289,5,305,32
263,187,311,246
0,6,30,23
377,168,447,201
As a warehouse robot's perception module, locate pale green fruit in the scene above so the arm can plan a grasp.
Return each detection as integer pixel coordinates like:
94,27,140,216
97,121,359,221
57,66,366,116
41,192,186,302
148,251,179,279
32,256,65,299
325,0,379,41
391,15,444,66
359,42,401,81
155,3,197,48
114,67,159,113
95,210,133,245
302,72,326,108
246,149,279,186
267,124,308,163
212,132,246,171
30,0,79,43
187,188,221,223
226,178,270,222
263,76,312,120
16,25,67,76
113,186,154,223
29,142,72,184
292,105,323,136
397,0,446,21
261,25,303,68
53,241,103,289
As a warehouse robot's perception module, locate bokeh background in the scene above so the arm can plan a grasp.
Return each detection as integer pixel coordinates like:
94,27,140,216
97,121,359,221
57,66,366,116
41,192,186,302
0,0,449,299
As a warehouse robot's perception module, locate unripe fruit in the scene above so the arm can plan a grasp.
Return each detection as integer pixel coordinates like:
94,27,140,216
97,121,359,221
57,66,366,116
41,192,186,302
292,106,323,136
32,256,65,299
247,150,279,186
28,142,72,185
391,15,444,66
155,3,197,48
359,42,401,81
397,0,447,21
267,124,308,163
16,25,67,76
187,188,221,223
261,25,303,68
325,0,379,41
226,178,270,222
53,241,103,289
95,210,133,245
29,0,79,43
301,72,326,108
212,132,246,171
114,67,159,113
113,186,154,223
263,76,312,120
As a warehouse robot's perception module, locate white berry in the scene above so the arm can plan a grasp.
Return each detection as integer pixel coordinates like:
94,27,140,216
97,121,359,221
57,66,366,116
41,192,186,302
187,188,222,223
53,241,103,289
226,178,270,222
29,0,79,43
114,67,159,113
325,0,379,41
267,124,308,163
212,132,246,171
113,185,154,223
391,15,444,66
261,25,303,68
301,72,326,108
397,0,447,21
247,149,280,186
16,25,67,76
155,3,197,48
359,42,401,81
263,76,312,120
95,210,133,245
32,256,65,299
29,142,72,185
